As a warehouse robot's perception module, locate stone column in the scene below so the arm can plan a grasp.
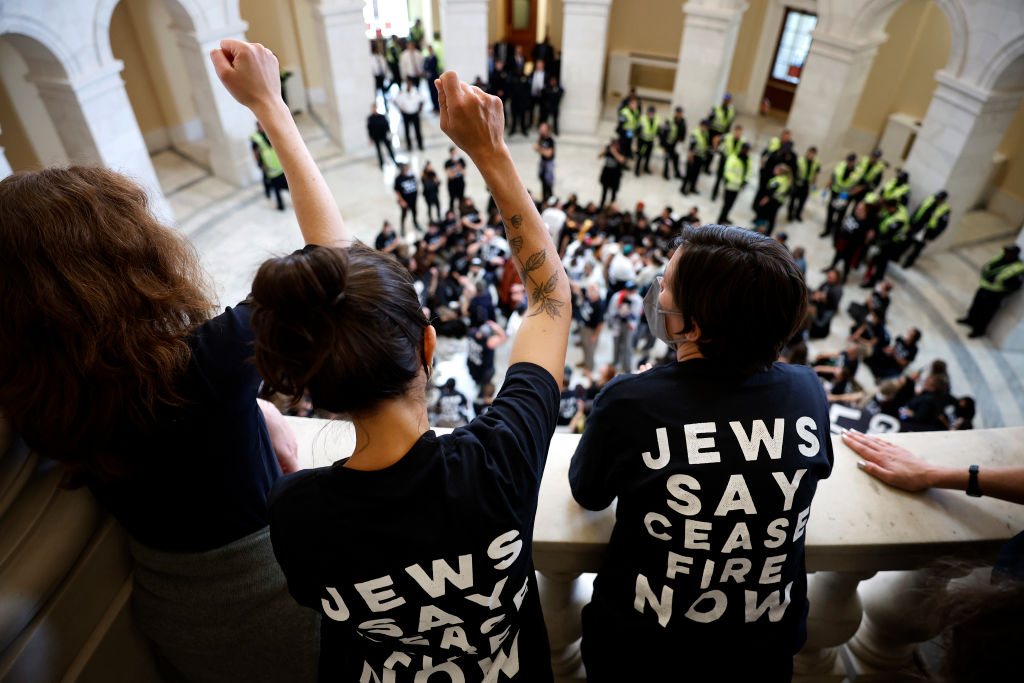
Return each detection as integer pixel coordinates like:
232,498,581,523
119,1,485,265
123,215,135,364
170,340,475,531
26,65,172,222
904,72,1024,248
439,0,491,83
0,125,12,180
559,0,613,135
785,32,885,164
672,1,747,123
309,0,376,153
172,22,260,187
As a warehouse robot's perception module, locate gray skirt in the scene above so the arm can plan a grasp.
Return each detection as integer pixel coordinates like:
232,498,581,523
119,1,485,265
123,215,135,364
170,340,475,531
129,526,319,683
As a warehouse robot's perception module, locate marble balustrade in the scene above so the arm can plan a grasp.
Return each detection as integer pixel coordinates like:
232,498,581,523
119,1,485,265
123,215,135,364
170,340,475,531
293,419,1024,682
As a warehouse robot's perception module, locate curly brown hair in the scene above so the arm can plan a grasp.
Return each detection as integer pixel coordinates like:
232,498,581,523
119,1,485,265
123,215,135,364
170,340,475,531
0,167,215,479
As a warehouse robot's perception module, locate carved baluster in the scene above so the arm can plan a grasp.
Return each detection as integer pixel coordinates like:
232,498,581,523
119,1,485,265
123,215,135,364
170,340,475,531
843,567,968,679
794,570,877,680
537,570,588,682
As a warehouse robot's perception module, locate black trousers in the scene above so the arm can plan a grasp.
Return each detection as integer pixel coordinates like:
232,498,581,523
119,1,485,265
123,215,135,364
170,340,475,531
789,184,809,221
681,155,703,195
401,112,423,151
398,192,419,231
756,198,782,236
635,140,654,175
424,192,441,222
426,76,440,111
663,148,680,180
600,179,620,209
511,108,530,136
263,173,289,211
965,288,1005,334
824,191,850,237
447,177,465,213
711,153,727,200
374,76,389,108
372,137,396,168
902,237,931,269
864,241,905,285
717,189,739,224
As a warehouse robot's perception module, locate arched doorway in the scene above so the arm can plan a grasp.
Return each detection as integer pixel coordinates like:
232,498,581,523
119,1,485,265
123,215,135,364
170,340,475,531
0,34,70,171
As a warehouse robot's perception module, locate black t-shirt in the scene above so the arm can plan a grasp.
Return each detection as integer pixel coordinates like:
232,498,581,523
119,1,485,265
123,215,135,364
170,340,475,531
445,158,465,180
395,173,418,197
268,363,559,681
538,135,555,160
87,303,280,552
376,230,397,251
557,389,579,426
577,296,605,329
569,360,833,670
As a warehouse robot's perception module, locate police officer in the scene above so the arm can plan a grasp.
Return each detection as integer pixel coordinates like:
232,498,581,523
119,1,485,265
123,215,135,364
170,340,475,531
902,190,950,269
957,245,1024,337
881,169,911,206
822,152,863,238
510,71,532,136
860,198,910,287
635,105,661,176
753,129,792,209
755,164,792,236
681,119,711,196
788,146,820,222
716,141,753,225
855,149,887,194
711,124,747,201
251,122,288,211
617,97,639,159
659,107,686,180
707,92,736,141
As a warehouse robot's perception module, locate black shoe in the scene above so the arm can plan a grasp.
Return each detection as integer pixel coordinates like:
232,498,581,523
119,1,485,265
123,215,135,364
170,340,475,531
818,231,830,238
968,330,985,338
859,280,875,289
956,318,971,326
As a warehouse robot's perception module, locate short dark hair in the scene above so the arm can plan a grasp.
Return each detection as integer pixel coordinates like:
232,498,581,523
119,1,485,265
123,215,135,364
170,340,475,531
669,225,808,375
250,244,429,415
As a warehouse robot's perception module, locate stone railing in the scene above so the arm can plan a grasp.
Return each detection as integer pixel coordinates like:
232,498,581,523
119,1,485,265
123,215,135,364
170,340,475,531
296,421,1024,683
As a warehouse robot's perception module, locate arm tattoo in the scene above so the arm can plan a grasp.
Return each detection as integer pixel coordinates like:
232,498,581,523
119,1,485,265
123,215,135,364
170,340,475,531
515,246,564,320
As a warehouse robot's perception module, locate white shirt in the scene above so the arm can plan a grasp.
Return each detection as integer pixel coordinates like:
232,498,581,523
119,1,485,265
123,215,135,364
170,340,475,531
399,50,424,81
608,252,636,285
531,70,545,97
372,54,388,77
394,89,424,115
540,206,566,243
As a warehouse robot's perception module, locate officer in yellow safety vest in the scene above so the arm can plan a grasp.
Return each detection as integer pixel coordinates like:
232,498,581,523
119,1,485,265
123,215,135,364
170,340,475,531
902,190,951,269
716,141,753,225
881,170,911,206
822,152,863,238
707,92,736,140
681,119,711,196
860,199,909,287
634,105,661,176
754,129,792,209
855,149,887,192
958,245,1024,337
788,146,820,222
711,124,747,201
617,97,639,159
658,106,687,180
754,164,792,236
251,123,288,211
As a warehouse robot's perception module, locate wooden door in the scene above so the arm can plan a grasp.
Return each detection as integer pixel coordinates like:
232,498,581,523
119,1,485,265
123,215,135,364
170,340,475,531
504,0,537,59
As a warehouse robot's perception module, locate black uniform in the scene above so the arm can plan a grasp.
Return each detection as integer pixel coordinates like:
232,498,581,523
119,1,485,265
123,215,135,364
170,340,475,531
394,171,420,232
366,113,396,169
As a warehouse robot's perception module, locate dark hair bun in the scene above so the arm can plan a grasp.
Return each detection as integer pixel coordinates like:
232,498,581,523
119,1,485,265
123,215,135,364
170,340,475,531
251,244,429,414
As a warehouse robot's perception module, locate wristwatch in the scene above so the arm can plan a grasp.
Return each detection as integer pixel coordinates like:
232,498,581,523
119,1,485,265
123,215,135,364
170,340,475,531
966,464,983,497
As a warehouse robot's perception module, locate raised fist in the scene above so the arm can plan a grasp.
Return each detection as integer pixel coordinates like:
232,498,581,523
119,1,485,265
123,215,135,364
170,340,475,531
435,71,506,161
210,39,282,113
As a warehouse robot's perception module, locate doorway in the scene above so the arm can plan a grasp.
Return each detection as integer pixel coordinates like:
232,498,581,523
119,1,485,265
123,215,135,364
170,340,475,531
763,7,817,116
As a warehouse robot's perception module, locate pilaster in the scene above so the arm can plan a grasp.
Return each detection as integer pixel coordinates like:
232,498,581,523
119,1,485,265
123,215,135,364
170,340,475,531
439,0,491,84
672,1,747,123
560,0,613,135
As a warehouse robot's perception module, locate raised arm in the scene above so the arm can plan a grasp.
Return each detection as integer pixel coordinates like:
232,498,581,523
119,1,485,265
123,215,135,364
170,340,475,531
435,72,571,384
210,40,350,248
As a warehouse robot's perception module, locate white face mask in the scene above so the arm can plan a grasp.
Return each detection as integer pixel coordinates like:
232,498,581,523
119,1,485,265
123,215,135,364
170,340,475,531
643,277,688,349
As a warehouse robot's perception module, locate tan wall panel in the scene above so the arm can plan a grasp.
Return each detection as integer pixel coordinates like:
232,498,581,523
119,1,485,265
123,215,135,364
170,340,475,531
288,0,323,90
241,0,302,72
122,0,197,129
851,0,950,138
606,0,683,59
995,99,1024,202
547,0,563,49
109,1,167,135
490,0,505,44
0,39,66,169
727,0,768,96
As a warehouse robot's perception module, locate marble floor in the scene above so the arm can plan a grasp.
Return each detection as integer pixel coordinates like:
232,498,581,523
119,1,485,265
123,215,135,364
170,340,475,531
152,102,1024,430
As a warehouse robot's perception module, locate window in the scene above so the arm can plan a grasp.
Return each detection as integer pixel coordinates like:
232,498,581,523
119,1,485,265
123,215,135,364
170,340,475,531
770,9,817,84
363,0,411,39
